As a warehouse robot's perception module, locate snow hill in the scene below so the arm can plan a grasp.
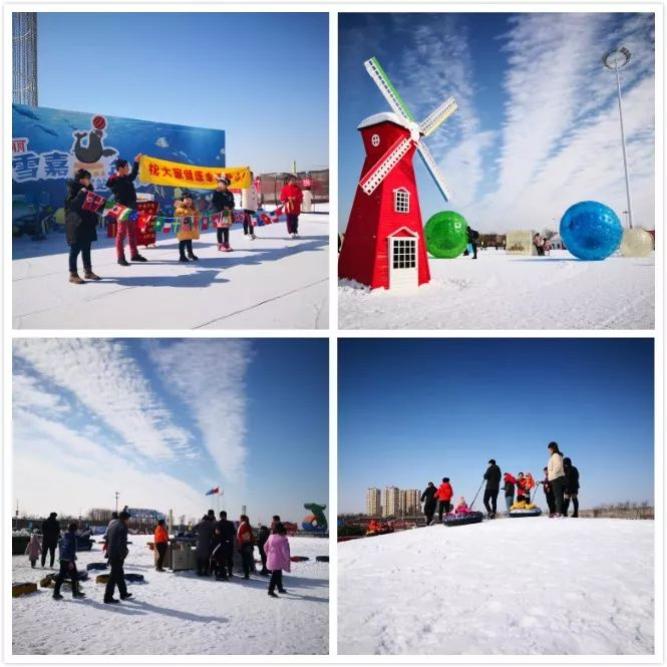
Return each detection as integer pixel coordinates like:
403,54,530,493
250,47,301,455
13,213,328,330
338,518,654,655
13,534,329,655
339,250,654,329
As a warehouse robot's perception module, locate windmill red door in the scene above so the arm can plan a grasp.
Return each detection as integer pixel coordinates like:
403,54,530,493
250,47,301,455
339,114,430,290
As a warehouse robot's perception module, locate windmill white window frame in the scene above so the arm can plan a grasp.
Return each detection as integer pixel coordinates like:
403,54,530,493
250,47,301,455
393,187,410,214
387,227,419,290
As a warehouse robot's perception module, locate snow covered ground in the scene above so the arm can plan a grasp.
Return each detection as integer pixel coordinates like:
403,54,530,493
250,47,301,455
13,214,328,330
338,519,654,655
339,250,654,330
12,535,329,655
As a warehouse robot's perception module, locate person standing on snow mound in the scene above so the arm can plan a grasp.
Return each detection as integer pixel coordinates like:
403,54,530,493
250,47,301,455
65,168,102,284
195,514,215,577
41,512,61,568
420,481,438,526
104,510,132,604
483,459,501,518
212,176,235,252
257,524,271,576
280,175,303,239
106,155,148,266
237,514,255,579
541,466,556,516
547,442,566,517
53,522,85,600
503,472,516,513
241,171,259,240
215,511,236,579
153,519,169,572
435,477,453,521
265,522,290,598
562,457,580,518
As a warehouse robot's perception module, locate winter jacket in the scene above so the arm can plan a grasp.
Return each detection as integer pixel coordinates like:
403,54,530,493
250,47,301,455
106,161,140,208
279,183,303,216
421,485,437,510
41,516,61,545
237,521,254,546
106,519,129,561
174,202,200,241
215,519,236,544
484,464,502,491
436,482,453,502
503,473,516,497
58,531,77,562
264,534,291,572
211,189,235,212
154,525,169,544
547,452,565,481
195,519,215,558
65,180,99,245
564,465,580,494
241,186,259,212
26,535,42,559
258,525,270,547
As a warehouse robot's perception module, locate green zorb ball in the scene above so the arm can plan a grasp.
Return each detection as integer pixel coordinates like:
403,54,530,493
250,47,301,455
425,211,469,259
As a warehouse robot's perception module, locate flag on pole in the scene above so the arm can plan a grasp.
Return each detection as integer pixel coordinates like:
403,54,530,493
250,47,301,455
205,487,220,496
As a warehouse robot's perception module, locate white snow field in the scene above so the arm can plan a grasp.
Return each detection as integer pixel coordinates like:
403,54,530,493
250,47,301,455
339,250,654,330
13,213,328,330
13,535,329,655
338,519,654,655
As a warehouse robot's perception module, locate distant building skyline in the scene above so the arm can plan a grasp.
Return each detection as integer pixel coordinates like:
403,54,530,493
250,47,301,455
363,486,422,517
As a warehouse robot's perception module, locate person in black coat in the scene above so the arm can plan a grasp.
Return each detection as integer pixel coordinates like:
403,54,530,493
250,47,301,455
41,512,60,568
65,169,101,284
211,177,235,251
257,524,271,576
104,510,132,604
53,522,85,600
420,482,437,525
106,155,147,266
483,459,501,518
467,226,479,259
214,511,236,578
562,457,580,517
541,466,556,516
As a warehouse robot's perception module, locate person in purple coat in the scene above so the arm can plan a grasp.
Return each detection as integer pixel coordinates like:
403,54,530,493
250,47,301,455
264,522,291,598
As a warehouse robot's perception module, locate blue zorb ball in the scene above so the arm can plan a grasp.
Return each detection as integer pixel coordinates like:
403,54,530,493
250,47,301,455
559,201,623,261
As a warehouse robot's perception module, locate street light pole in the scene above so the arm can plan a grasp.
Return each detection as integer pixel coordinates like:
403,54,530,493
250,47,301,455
603,47,634,229
114,491,119,513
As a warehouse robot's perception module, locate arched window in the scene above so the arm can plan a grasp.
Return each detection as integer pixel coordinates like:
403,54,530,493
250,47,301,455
394,188,410,214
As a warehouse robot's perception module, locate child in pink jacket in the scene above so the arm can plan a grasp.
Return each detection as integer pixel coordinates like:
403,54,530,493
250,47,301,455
264,522,291,598
25,531,42,568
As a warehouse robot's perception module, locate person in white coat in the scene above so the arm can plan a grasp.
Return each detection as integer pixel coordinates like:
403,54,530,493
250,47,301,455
547,441,566,517
241,173,259,240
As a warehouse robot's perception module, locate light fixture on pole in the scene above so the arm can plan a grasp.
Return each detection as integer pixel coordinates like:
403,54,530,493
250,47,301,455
602,46,633,229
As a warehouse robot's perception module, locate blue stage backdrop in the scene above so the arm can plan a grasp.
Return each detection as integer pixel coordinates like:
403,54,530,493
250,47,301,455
12,103,226,227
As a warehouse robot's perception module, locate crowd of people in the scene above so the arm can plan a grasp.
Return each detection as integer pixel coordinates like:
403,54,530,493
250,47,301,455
32,508,293,602
64,155,304,283
420,441,581,523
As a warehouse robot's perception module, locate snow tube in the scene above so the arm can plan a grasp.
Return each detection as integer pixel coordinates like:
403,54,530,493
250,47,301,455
290,556,309,562
443,511,484,527
509,502,542,518
86,562,108,571
315,556,329,563
124,573,145,582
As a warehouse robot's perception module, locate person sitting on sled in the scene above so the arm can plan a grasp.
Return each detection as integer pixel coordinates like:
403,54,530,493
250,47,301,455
453,497,471,514
212,176,235,252
174,191,199,262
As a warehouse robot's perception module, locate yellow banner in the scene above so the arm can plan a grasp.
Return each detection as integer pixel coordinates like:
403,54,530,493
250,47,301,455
139,156,251,190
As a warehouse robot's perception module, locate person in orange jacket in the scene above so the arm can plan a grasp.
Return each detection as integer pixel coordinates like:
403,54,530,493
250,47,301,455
279,175,303,238
153,519,169,572
436,477,454,521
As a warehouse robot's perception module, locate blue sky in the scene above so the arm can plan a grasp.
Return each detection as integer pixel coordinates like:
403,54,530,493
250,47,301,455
339,13,655,232
13,339,328,524
339,338,654,513
37,12,328,173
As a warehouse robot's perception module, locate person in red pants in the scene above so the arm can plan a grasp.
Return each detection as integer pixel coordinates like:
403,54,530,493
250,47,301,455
106,155,148,266
279,175,303,239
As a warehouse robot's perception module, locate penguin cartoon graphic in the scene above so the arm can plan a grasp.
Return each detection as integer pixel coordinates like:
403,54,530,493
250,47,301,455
71,115,117,177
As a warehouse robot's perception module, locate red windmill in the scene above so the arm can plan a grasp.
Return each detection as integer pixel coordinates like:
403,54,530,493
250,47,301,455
339,57,457,290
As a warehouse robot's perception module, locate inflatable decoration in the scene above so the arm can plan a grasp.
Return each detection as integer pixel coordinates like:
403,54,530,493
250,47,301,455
302,502,328,533
443,511,484,527
425,211,469,258
560,201,623,261
620,227,653,258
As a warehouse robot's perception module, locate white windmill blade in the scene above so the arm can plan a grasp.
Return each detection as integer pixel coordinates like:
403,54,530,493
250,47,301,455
360,136,414,195
416,143,452,201
420,96,458,137
364,57,415,122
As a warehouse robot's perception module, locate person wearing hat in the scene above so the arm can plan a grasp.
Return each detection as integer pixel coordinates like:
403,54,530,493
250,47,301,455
212,176,235,251
65,168,102,284
483,459,501,519
41,512,61,568
174,191,200,262
279,175,304,238
104,510,132,604
106,154,148,266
